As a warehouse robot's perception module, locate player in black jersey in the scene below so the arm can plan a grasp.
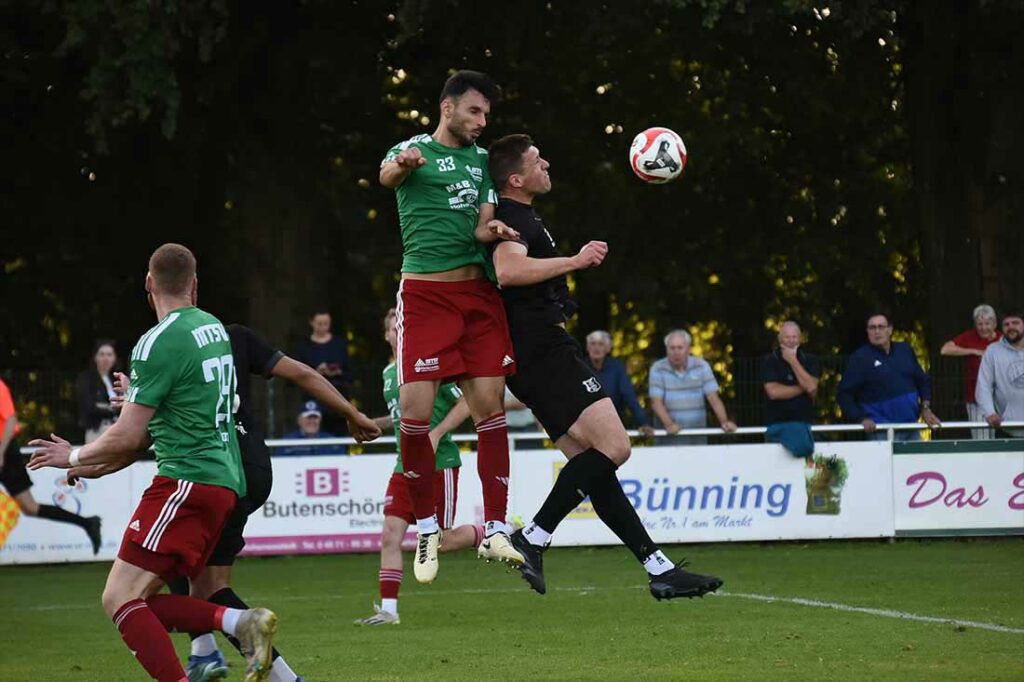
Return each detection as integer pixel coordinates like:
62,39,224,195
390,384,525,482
486,135,722,601
103,324,380,681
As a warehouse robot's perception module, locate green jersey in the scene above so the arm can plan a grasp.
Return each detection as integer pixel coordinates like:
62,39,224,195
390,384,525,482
383,134,497,274
126,306,246,496
382,362,462,473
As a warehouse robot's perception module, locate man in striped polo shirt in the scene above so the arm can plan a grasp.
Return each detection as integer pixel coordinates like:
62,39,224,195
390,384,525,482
648,330,737,445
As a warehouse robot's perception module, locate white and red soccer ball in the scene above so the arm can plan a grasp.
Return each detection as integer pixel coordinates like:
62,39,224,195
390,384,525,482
628,127,687,184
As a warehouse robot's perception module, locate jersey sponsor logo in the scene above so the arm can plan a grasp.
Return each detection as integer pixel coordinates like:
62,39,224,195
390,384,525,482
414,357,440,373
448,188,479,210
502,355,515,367
582,377,602,394
445,179,473,193
128,519,141,531
465,165,483,182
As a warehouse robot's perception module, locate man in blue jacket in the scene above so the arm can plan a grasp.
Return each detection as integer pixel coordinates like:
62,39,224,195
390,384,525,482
585,330,655,436
838,312,941,440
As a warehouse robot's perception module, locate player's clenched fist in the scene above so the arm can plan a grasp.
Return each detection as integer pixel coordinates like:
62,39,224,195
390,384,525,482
573,240,609,269
394,146,427,169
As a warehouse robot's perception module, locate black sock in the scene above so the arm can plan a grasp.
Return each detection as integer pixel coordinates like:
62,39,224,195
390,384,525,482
588,469,660,565
37,504,90,530
533,449,617,533
208,587,281,662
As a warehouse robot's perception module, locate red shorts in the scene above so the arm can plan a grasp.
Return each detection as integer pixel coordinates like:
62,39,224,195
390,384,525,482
395,278,515,385
383,467,460,529
118,476,237,583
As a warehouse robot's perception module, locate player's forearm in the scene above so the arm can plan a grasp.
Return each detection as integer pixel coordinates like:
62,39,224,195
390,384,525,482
374,416,394,432
379,162,413,188
77,421,149,466
432,399,471,439
497,255,578,288
294,366,360,420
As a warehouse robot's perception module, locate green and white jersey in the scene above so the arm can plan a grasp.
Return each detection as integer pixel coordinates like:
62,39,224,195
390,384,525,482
383,134,497,275
126,306,246,496
382,362,463,473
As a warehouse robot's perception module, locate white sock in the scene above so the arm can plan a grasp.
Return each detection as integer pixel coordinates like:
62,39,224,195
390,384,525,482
643,550,673,576
190,632,218,657
220,608,244,636
484,520,510,537
417,515,439,535
523,522,550,546
269,656,299,682
380,598,398,616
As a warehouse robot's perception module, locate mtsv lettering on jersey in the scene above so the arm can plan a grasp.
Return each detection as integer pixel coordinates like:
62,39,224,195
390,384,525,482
192,323,229,349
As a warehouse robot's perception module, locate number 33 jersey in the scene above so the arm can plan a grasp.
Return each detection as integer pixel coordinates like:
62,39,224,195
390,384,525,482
127,306,245,496
383,134,497,275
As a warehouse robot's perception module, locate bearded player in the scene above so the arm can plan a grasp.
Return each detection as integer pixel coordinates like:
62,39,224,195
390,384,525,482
355,308,484,625
486,135,724,600
380,70,523,582
29,244,278,681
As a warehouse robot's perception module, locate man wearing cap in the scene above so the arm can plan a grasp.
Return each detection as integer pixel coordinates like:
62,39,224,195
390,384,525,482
278,401,344,456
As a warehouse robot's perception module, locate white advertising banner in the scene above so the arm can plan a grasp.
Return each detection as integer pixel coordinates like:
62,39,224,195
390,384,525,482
510,442,895,545
892,450,1024,534
239,452,483,556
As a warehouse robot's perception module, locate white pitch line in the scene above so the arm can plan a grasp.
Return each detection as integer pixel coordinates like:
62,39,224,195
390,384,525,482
714,591,1024,635
14,584,1024,635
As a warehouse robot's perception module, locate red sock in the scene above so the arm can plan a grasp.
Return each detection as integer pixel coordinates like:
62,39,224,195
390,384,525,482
112,599,187,682
476,413,510,526
146,594,226,633
400,418,435,520
379,568,403,600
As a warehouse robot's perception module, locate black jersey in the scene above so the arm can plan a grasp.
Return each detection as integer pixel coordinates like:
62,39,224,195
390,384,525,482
491,199,578,356
228,324,284,468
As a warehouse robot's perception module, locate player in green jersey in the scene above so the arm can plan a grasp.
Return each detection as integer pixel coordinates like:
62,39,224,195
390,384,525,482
29,244,278,682
380,70,523,584
355,309,483,625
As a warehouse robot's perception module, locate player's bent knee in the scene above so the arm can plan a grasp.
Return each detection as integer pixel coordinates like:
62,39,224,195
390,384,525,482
604,438,632,466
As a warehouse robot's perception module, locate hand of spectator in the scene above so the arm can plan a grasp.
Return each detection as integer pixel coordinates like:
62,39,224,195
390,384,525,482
780,345,798,363
921,407,942,429
985,413,1002,428
394,146,426,170
111,371,130,412
720,420,738,433
665,421,682,435
486,219,521,241
26,433,73,470
347,412,382,443
861,418,877,433
638,425,656,437
572,241,609,270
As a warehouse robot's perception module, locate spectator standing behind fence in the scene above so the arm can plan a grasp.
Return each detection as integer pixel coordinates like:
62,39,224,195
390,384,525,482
75,340,119,443
585,330,655,436
278,401,344,456
648,330,737,445
294,309,354,433
976,311,1024,438
761,322,820,458
838,312,941,441
940,304,1002,438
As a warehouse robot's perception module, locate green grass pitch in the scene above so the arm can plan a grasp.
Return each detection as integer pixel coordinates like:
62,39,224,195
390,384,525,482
3,539,1022,680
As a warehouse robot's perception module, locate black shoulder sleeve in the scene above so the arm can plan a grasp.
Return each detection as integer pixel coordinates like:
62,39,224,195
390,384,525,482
230,324,283,377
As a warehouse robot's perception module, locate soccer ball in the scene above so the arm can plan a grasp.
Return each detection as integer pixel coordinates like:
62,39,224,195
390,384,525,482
628,127,687,184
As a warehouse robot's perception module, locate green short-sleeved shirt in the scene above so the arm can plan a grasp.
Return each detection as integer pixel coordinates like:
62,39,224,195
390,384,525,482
383,134,496,275
127,306,246,496
382,362,462,473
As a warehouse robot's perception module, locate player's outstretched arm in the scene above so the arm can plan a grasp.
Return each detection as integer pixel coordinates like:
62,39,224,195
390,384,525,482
493,240,608,288
272,356,382,442
428,397,471,453
28,401,155,471
379,147,426,188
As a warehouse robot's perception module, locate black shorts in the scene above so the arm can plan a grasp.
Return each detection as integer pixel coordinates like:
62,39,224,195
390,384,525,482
206,461,272,566
507,327,609,441
0,440,32,497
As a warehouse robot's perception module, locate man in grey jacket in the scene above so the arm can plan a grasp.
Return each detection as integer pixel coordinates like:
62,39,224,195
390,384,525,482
975,311,1024,437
